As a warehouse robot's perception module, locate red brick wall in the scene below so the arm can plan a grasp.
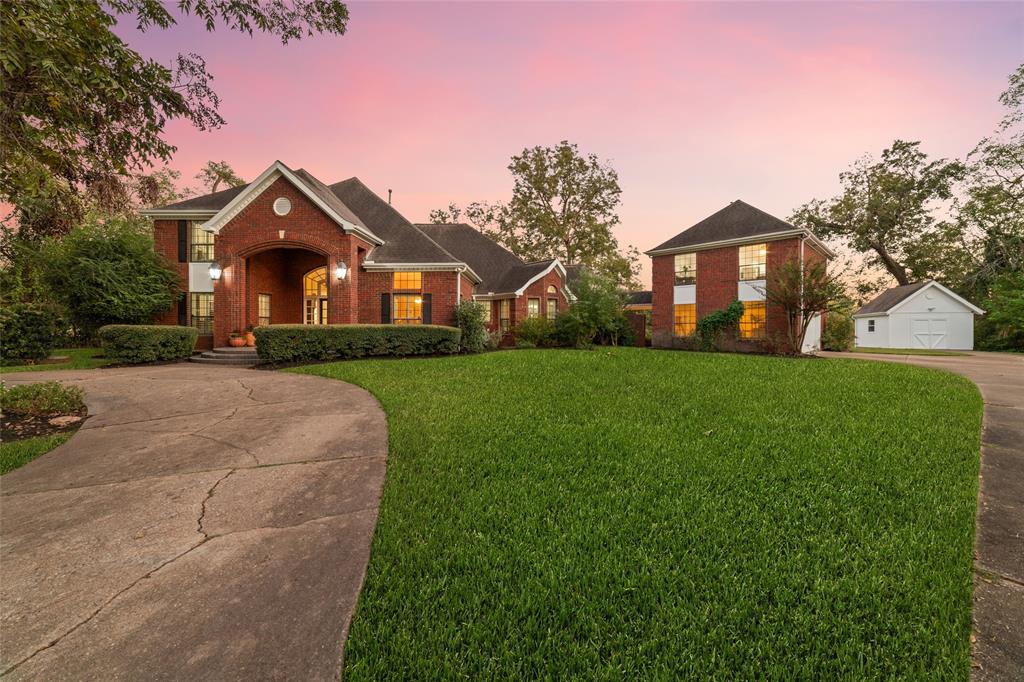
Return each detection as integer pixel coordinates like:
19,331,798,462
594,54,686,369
152,219,186,327
246,249,325,326
515,269,567,324
650,254,674,347
358,270,461,326
765,238,800,339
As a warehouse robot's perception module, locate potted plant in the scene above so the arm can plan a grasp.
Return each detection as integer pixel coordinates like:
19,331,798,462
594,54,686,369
244,325,256,347
228,330,246,347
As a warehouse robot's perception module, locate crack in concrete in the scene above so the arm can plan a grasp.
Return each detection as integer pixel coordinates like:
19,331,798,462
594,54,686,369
975,565,1024,589
197,470,236,538
190,433,261,467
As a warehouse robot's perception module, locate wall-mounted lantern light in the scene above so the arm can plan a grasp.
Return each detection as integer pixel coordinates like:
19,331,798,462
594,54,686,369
335,259,349,281
209,261,223,281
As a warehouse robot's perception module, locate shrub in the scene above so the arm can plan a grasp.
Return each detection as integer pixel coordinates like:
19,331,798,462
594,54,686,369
97,325,198,364
0,381,85,415
253,324,461,364
515,317,556,347
821,309,855,351
454,301,489,354
696,300,745,351
0,304,58,362
556,271,631,347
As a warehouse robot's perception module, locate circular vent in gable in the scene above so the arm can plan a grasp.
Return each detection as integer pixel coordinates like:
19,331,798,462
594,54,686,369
273,197,292,216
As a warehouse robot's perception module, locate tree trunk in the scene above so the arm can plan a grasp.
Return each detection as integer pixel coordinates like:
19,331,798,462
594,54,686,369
869,241,910,285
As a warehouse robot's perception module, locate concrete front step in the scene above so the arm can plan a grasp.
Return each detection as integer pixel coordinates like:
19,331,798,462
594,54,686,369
189,348,262,366
210,346,258,355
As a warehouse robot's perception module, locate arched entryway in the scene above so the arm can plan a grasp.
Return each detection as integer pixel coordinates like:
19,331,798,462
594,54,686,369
244,247,327,328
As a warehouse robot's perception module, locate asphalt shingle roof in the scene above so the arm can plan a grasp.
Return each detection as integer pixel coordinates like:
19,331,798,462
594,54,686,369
649,200,798,253
626,291,653,305
414,223,523,292
156,185,247,211
855,281,931,316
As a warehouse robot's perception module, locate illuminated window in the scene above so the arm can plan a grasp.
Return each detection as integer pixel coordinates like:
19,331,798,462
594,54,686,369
673,303,696,336
739,301,767,339
393,271,422,290
394,294,423,325
547,298,557,320
304,267,328,297
739,243,767,281
190,293,213,335
499,299,511,332
190,222,215,262
674,253,696,285
527,298,541,318
547,285,557,295
304,267,328,324
258,294,271,327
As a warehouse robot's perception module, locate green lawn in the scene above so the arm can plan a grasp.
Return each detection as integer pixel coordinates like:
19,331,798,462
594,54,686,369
0,433,72,474
853,346,967,357
293,348,982,679
0,347,110,374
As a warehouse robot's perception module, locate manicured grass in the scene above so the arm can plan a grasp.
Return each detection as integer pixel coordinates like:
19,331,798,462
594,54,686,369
0,433,72,475
0,347,110,373
853,346,967,356
293,348,982,679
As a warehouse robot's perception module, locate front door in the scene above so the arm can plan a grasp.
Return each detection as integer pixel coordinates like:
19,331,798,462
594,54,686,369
303,266,329,325
911,318,948,349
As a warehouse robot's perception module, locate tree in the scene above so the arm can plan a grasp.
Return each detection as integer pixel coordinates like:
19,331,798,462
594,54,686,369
790,140,966,286
196,161,245,193
39,214,181,338
1,0,348,239
553,270,631,347
430,141,641,288
756,257,845,354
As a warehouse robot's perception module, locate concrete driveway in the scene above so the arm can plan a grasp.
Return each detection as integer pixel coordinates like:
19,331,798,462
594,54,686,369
822,351,1023,680
0,364,388,680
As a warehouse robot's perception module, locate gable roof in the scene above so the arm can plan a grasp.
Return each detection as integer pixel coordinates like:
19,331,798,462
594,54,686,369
646,200,835,257
149,185,247,213
854,280,985,317
414,223,522,291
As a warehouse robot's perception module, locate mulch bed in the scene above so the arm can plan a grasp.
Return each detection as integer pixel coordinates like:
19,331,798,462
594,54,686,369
1,408,88,442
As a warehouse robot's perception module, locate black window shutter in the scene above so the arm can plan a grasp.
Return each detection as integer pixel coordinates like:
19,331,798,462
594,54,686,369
177,220,188,262
177,297,187,326
422,294,432,325
380,293,391,323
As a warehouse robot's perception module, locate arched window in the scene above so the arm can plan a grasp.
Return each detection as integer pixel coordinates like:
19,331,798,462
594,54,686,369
303,267,328,324
547,285,557,295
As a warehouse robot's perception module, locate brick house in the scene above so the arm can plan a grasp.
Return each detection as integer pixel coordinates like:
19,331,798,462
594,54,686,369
142,161,571,348
645,200,834,351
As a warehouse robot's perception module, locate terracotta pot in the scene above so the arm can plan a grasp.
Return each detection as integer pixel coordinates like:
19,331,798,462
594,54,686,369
245,332,256,347
228,336,246,347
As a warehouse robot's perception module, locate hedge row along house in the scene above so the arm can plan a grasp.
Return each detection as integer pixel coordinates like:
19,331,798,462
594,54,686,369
142,161,571,349
645,200,835,352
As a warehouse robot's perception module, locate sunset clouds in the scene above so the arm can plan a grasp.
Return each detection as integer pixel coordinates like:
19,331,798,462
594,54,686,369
118,1,1022,284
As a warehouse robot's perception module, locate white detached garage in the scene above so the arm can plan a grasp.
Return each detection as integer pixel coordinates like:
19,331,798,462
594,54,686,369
854,280,984,351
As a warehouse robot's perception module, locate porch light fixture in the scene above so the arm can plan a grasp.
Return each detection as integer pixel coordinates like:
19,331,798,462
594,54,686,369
334,259,349,281
209,261,223,281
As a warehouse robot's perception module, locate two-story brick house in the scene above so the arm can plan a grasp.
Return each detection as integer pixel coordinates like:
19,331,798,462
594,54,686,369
646,200,833,351
142,160,571,348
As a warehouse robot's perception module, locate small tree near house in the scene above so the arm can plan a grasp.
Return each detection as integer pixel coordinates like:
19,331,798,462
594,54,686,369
756,257,844,354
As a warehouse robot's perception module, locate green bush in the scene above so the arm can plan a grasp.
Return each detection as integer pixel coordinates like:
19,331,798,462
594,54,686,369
515,317,556,347
0,381,85,415
97,325,198,364
696,300,745,351
0,304,58,362
555,271,631,347
454,300,489,353
821,309,855,351
253,324,461,364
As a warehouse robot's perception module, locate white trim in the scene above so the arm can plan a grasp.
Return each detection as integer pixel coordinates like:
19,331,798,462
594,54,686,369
854,280,985,317
473,293,519,301
645,229,836,259
362,260,482,284
514,259,567,296
140,209,218,219
196,161,384,246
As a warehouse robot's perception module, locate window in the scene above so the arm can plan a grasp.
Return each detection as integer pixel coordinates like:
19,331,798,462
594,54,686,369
527,298,541,319
258,294,271,327
547,298,557,320
499,299,511,332
739,243,767,281
674,253,696,285
190,293,213,335
547,285,557,295
868,319,875,332
304,267,328,325
739,301,767,339
393,294,423,325
673,304,696,336
393,271,422,290
190,222,215,262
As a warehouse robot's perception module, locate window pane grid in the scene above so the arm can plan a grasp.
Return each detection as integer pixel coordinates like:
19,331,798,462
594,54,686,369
673,303,696,336
393,271,422,291
258,294,271,327
190,293,213,335
547,298,557,320
674,253,696,285
739,301,767,339
394,294,422,325
190,222,215,262
739,243,767,281
527,298,540,319
499,299,510,332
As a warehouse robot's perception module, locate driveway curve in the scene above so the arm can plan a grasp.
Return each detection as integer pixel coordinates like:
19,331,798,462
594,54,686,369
1,364,388,680
823,351,1023,680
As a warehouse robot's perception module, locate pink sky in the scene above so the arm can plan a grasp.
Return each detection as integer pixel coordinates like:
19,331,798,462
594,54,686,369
118,1,1022,286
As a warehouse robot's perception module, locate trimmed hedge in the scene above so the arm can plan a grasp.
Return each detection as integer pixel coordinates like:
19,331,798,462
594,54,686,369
97,325,198,364
0,304,58,362
253,324,461,363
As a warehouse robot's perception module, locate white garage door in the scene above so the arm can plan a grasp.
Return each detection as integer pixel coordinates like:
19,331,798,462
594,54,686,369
911,318,948,349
